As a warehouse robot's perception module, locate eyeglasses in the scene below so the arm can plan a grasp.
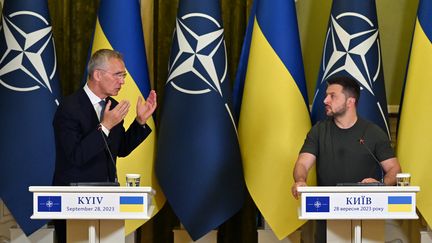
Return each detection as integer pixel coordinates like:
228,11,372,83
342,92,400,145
97,69,127,80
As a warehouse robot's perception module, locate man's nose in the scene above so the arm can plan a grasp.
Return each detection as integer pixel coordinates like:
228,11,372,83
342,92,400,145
323,95,330,104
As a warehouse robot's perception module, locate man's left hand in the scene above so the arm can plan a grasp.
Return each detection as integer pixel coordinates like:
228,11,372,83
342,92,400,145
360,177,379,184
136,90,157,125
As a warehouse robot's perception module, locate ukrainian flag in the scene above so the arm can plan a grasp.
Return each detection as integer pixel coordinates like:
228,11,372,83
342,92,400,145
388,196,412,213
233,0,313,239
120,196,144,213
88,0,164,234
397,0,432,228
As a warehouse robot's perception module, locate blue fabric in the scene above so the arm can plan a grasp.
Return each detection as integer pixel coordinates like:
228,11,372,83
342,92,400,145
311,0,390,135
97,0,150,96
232,0,257,118
233,0,308,118
156,0,245,240
418,0,432,42
0,0,61,235
255,0,307,102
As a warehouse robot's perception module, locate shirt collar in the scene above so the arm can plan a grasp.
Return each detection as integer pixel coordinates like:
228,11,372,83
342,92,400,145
84,83,104,105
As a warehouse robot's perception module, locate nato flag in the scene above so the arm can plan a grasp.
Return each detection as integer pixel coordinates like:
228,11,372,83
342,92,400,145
156,0,245,240
306,197,330,212
311,0,390,136
0,0,61,235
38,196,61,212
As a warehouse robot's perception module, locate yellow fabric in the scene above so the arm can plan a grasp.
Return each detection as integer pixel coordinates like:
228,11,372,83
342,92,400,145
388,204,412,213
119,204,145,213
238,19,315,239
91,18,165,235
396,20,432,228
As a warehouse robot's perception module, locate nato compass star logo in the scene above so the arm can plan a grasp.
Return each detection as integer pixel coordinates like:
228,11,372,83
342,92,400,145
38,196,61,212
306,196,330,212
167,12,236,130
167,13,227,96
320,12,381,97
0,10,59,105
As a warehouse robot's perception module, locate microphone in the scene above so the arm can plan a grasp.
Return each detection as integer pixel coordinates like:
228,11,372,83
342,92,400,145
98,124,118,184
359,138,384,184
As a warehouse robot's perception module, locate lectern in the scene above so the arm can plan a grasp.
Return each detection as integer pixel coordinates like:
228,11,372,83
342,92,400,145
298,186,419,243
29,186,155,243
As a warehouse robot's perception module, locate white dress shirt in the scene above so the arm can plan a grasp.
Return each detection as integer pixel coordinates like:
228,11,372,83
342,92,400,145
83,83,110,135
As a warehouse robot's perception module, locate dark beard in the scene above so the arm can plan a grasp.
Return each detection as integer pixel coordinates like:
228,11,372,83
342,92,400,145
325,104,347,118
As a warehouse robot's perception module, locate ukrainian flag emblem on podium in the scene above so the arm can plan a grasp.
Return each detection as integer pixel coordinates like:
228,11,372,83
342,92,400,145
388,196,412,212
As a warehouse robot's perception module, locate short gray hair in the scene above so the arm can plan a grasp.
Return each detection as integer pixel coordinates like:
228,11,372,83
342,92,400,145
87,49,123,79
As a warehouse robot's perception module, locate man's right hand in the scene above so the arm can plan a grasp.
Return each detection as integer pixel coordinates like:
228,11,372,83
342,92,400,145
291,181,307,200
101,100,130,130
292,153,315,199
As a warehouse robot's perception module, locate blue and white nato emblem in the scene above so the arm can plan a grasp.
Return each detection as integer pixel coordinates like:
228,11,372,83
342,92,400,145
306,196,330,212
0,10,59,104
38,196,61,212
167,13,237,131
167,12,227,96
167,12,236,129
319,11,381,98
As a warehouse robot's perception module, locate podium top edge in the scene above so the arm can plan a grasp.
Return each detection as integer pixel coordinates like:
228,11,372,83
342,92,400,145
297,186,420,193
29,186,155,194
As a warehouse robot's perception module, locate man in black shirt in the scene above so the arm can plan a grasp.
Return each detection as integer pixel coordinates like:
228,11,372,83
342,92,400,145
291,76,401,242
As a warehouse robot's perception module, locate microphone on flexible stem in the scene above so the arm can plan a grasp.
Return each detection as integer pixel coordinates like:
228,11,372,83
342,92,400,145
359,138,384,185
98,125,119,184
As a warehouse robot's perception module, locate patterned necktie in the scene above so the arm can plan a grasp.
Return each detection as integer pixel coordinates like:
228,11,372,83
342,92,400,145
99,99,106,121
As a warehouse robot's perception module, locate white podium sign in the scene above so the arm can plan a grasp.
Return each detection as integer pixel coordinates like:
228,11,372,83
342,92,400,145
29,186,155,243
299,186,418,220
298,186,419,243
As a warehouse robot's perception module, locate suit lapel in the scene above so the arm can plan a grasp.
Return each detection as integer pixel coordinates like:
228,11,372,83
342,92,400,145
78,89,100,126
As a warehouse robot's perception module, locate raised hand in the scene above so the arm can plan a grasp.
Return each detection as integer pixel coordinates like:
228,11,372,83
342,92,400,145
136,90,157,125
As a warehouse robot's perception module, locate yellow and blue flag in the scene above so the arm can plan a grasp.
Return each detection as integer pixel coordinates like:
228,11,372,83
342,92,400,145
119,196,144,213
88,0,164,234
311,0,390,136
233,0,312,239
156,0,245,240
387,196,412,213
0,0,61,235
397,0,432,228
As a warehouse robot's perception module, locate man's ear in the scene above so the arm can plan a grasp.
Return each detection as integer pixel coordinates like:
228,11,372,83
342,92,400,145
93,70,102,82
347,97,356,107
